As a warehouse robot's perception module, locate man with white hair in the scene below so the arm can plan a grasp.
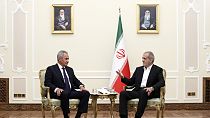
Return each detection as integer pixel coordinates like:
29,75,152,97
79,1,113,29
55,9,70,30
140,9,156,30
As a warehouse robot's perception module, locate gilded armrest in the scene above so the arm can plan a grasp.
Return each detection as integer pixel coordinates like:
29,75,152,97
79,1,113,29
160,87,165,105
41,86,50,99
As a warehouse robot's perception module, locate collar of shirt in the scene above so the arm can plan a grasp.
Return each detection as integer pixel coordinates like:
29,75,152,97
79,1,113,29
57,63,64,69
57,63,65,77
144,64,153,71
57,63,70,79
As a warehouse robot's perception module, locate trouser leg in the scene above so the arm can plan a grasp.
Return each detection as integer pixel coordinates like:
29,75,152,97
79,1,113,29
135,90,148,118
69,90,90,118
60,91,70,118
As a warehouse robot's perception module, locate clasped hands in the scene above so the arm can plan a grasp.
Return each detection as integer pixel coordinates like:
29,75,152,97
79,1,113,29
56,85,88,96
116,69,154,96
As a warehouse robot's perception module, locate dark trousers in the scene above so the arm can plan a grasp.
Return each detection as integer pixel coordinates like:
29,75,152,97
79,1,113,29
119,89,148,118
59,90,90,118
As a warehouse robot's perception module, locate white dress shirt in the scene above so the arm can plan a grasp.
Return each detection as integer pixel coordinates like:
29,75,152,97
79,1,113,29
140,64,153,87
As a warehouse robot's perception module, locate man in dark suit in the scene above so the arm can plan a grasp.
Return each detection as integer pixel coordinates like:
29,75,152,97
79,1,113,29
44,50,90,118
116,51,165,118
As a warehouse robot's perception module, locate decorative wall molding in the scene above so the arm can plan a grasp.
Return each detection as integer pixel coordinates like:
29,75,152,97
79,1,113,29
203,0,210,49
0,0,8,73
32,77,40,101
11,77,27,101
165,76,179,101
0,56,5,73
206,53,210,72
184,76,200,100
183,0,200,73
11,0,28,73
0,44,8,49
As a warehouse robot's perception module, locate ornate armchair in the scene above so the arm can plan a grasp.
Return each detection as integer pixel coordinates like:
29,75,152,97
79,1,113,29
125,69,166,118
39,69,87,118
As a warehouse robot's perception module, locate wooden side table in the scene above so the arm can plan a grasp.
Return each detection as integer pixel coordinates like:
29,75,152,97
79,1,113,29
90,92,117,118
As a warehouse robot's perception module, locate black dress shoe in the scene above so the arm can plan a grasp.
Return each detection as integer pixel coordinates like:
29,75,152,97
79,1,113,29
120,114,128,118
75,112,82,118
64,114,69,118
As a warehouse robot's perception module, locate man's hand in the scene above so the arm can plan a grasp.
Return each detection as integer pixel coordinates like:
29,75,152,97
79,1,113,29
56,88,64,96
79,85,88,91
144,87,154,96
116,69,124,78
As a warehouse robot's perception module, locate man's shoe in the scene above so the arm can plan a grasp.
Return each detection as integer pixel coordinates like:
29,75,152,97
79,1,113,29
120,114,128,118
64,114,69,118
75,112,82,118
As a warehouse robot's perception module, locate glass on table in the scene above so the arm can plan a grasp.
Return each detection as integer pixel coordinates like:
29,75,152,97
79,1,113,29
92,88,98,94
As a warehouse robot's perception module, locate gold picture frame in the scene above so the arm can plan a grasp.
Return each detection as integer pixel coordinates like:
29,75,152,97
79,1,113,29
52,4,73,34
137,4,159,34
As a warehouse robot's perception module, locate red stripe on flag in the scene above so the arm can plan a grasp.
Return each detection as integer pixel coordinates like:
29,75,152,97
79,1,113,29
112,60,130,93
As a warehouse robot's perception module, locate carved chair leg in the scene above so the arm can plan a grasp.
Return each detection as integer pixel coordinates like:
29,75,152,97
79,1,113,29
156,106,160,118
161,105,165,118
51,106,56,118
41,104,45,118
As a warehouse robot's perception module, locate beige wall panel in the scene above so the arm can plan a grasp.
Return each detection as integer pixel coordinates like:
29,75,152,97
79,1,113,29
184,76,199,100
165,77,178,102
32,77,41,101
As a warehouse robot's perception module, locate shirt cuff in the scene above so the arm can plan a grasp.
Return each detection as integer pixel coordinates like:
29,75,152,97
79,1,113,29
54,88,59,93
79,85,85,88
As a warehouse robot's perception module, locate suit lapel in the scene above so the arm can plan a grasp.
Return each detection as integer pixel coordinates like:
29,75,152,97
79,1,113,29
65,67,73,84
138,67,144,84
146,65,155,85
55,64,65,83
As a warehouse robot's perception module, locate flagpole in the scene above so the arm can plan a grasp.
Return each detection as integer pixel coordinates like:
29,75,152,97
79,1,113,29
119,8,121,15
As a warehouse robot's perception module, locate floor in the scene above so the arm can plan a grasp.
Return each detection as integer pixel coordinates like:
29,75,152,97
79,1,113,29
0,110,210,118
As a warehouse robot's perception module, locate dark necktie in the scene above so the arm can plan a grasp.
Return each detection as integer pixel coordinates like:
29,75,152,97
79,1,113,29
62,67,71,92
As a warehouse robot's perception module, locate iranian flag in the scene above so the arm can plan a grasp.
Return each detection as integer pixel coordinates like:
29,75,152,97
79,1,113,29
109,13,130,93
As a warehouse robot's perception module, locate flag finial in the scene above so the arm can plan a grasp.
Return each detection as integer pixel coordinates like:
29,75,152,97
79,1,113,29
119,8,121,14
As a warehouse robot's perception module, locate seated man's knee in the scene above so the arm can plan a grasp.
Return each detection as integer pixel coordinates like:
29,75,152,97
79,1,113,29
120,91,127,98
83,91,90,98
60,91,69,99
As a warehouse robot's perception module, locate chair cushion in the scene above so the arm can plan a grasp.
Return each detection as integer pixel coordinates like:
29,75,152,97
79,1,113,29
42,98,80,106
128,98,161,106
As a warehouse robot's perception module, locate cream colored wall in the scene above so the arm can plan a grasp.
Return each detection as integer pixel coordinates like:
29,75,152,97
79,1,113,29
0,0,210,104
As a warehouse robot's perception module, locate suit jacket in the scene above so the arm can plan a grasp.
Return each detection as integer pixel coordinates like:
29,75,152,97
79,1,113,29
44,64,83,98
121,65,165,98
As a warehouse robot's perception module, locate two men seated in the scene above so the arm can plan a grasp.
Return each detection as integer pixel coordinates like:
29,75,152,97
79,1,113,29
44,50,165,118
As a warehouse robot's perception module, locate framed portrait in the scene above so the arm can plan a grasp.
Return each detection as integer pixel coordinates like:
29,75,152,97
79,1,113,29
52,4,73,34
137,4,159,34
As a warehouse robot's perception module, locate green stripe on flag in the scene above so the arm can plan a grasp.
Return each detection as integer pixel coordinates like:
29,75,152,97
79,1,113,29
115,15,123,49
